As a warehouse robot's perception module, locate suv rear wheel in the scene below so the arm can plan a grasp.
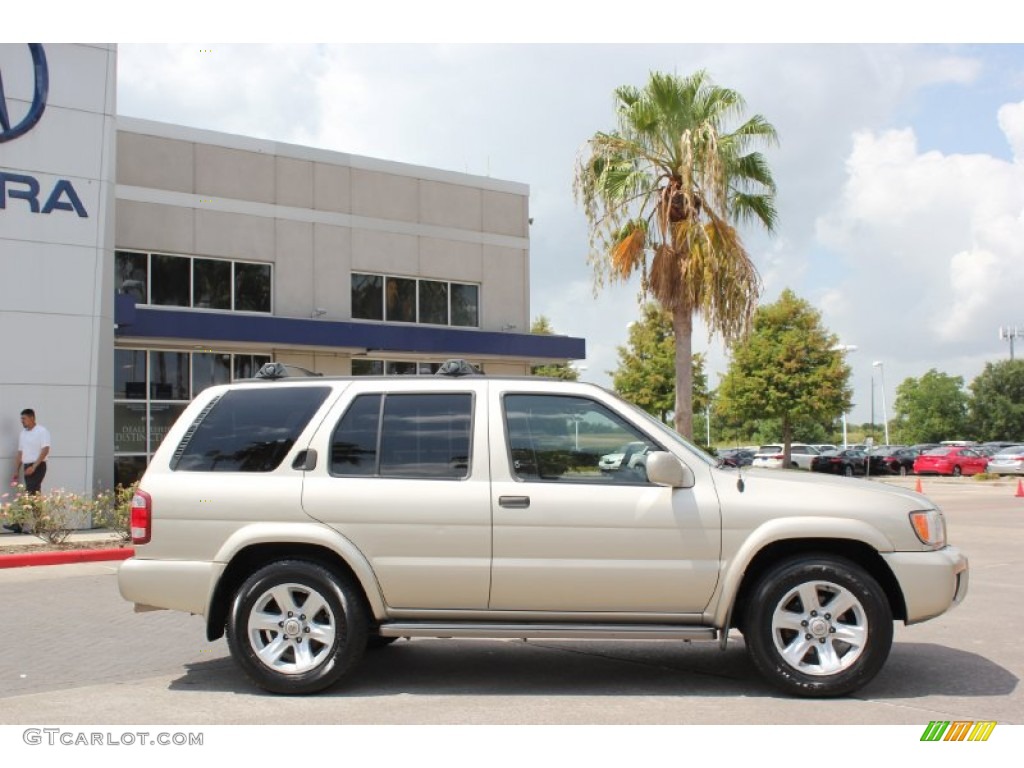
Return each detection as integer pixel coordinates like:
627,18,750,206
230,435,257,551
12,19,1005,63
743,557,892,697
227,560,368,695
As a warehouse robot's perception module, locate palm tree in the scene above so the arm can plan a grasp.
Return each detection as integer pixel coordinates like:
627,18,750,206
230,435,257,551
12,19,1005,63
574,70,778,438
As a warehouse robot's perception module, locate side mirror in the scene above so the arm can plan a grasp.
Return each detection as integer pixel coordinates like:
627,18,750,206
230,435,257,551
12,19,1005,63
646,451,695,488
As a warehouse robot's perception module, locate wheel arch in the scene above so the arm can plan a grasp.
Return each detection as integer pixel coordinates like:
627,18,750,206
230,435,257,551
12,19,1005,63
725,538,908,633
206,541,384,642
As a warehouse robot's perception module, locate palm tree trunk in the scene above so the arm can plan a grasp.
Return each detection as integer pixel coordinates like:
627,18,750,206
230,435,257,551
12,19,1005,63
673,304,694,438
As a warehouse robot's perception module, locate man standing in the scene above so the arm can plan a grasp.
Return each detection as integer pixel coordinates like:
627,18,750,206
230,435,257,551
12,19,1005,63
12,408,51,493
3,409,52,533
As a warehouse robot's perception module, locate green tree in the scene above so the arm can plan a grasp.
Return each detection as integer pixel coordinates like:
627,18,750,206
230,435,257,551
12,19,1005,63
530,316,580,380
574,70,778,439
968,359,1024,440
715,289,852,463
892,369,968,444
611,303,708,424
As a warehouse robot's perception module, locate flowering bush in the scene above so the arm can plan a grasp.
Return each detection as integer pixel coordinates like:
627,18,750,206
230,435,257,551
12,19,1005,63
1,483,135,546
91,484,136,545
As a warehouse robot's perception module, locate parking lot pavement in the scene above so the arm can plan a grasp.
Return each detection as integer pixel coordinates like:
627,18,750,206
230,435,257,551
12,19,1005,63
0,481,1021,726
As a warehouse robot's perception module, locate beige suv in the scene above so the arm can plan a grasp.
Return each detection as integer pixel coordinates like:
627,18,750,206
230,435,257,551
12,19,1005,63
118,361,968,698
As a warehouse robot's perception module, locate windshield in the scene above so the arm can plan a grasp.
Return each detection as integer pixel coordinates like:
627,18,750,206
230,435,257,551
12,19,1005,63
615,396,718,467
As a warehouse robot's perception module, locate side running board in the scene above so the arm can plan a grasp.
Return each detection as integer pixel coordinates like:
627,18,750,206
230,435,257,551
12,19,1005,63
377,622,717,641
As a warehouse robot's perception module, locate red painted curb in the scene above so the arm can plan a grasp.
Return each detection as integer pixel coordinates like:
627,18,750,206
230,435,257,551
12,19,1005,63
0,547,134,569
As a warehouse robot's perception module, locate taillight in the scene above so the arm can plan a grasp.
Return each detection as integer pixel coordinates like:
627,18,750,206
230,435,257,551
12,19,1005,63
130,489,152,545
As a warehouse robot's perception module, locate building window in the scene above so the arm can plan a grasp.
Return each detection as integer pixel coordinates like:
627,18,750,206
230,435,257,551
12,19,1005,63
113,348,271,487
351,359,476,376
351,274,383,320
114,250,272,314
351,272,480,328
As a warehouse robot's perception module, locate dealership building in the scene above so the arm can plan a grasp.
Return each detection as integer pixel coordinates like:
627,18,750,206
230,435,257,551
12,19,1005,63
1,43,585,496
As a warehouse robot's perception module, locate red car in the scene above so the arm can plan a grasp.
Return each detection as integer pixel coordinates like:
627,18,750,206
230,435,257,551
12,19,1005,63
913,447,989,476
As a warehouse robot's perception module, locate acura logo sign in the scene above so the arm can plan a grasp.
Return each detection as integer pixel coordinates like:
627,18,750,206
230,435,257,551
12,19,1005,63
0,43,48,143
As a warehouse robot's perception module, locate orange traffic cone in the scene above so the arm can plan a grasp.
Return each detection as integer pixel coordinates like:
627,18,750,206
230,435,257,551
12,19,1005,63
915,476,923,494
1015,479,1024,498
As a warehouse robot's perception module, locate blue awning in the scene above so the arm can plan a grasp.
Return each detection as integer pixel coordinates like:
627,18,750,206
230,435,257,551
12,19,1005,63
115,301,585,361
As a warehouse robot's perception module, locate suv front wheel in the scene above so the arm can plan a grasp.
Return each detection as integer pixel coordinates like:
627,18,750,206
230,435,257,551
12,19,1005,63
226,560,368,695
743,556,893,697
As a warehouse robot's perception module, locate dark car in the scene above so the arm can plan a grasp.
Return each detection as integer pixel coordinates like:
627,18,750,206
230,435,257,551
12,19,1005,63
869,447,919,476
811,449,868,477
718,448,755,467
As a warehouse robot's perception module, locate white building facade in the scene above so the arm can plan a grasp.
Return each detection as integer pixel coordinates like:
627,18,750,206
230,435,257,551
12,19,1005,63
1,44,584,495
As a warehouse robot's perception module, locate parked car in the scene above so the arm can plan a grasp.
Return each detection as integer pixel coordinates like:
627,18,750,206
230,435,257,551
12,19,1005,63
599,441,652,471
812,444,838,454
868,447,919,476
985,445,1024,476
751,443,820,470
913,447,989,477
117,360,968,698
811,449,869,477
717,448,755,467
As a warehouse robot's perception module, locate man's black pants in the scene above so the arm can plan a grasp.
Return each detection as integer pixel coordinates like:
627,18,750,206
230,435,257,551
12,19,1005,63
24,462,46,494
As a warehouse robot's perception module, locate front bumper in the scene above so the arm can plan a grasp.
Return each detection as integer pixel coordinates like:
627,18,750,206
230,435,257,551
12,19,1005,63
882,546,969,625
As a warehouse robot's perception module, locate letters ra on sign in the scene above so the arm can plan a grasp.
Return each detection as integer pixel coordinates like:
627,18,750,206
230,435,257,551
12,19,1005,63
0,43,88,218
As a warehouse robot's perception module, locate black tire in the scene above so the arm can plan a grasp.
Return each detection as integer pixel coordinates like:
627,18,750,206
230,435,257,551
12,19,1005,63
226,560,368,695
952,465,962,477
743,556,893,697
843,465,854,477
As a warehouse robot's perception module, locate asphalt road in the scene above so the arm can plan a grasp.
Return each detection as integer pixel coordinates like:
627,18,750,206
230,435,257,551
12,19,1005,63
0,477,1021,727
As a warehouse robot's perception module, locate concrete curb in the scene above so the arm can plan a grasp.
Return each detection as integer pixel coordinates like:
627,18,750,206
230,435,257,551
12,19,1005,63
0,547,133,570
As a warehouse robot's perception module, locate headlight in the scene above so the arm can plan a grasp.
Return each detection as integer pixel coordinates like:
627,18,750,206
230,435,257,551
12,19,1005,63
909,509,946,548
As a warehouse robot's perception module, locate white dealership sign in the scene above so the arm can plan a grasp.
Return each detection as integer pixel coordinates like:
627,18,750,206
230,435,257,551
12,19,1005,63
0,44,116,496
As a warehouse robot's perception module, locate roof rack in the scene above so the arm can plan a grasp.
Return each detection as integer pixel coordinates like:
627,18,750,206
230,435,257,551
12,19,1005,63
435,359,481,377
255,362,323,380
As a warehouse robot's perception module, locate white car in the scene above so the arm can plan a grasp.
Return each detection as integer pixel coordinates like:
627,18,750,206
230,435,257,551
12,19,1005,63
599,441,651,471
752,443,821,470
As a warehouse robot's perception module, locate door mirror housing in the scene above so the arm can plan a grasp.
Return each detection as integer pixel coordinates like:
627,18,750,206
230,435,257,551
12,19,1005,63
646,451,695,488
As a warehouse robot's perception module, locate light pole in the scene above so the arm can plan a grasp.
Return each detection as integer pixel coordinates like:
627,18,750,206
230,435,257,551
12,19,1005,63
830,344,857,448
999,326,1020,361
873,361,890,446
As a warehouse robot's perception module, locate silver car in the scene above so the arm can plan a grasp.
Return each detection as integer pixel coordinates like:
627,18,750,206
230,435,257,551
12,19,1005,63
986,445,1024,475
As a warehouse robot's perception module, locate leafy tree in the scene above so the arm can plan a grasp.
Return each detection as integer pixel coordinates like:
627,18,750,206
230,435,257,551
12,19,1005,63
968,360,1024,441
574,70,778,439
715,289,851,463
891,369,968,444
612,303,706,424
530,316,580,380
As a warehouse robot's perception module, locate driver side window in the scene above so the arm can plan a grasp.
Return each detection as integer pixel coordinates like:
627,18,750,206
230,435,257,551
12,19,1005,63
503,394,657,485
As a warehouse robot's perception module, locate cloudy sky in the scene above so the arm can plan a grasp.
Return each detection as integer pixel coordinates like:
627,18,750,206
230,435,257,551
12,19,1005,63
40,4,1020,427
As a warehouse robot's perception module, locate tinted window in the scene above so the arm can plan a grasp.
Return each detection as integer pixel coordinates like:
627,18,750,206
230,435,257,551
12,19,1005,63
380,394,472,478
193,258,231,309
504,394,655,484
115,250,148,303
234,262,272,312
351,274,383,320
331,394,382,475
173,387,330,472
451,283,479,327
151,253,190,307
330,393,473,479
386,277,416,323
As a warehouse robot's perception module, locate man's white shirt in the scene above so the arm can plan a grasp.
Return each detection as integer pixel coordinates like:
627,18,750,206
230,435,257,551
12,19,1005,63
19,426,51,463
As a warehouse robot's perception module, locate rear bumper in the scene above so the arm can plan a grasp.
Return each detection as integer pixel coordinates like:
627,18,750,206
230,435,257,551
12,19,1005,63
882,546,969,625
118,557,224,616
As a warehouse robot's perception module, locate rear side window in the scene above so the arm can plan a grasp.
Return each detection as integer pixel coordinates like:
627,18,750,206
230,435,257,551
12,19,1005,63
330,393,472,479
172,387,330,472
